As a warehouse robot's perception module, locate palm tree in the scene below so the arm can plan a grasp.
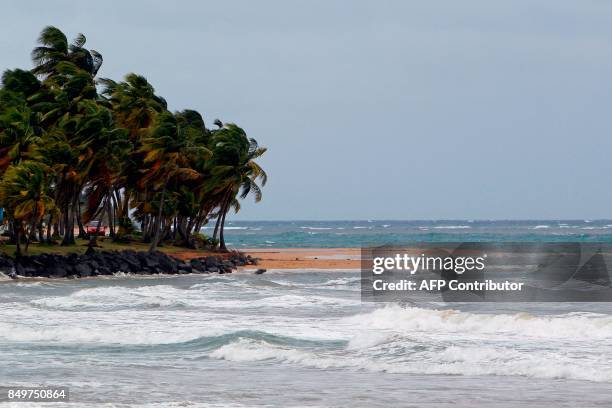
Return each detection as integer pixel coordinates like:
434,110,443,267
99,74,167,240
138,112,200,252
207,123,267,251
0,161,54,255
0,26,269,254
31,26,102,79
0,107,41,173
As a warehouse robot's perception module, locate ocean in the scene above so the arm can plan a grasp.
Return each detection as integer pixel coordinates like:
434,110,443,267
1,220,611,407
212,219,612,248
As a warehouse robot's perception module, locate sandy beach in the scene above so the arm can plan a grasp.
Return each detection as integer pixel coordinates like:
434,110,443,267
171,247,362,270
244,247,361,269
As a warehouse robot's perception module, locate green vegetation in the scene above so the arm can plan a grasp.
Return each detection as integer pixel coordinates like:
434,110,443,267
0,26,267,256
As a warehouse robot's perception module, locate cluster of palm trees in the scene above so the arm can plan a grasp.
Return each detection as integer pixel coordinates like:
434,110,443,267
0,26,267,256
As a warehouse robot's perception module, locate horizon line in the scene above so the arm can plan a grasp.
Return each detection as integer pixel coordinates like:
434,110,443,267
226,218,612,222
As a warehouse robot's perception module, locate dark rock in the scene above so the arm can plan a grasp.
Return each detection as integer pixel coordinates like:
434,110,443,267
96,266,112,275
117,262,130,273
0,255,14,268
2,249,257,279
137,252,159,269
48,264,69,278
205,256,221,267
66,253,79,263
190,259,205,271
122,253,141,271
153,252,178,274
74,263,92,278
178,263,192,274
255,268,267,275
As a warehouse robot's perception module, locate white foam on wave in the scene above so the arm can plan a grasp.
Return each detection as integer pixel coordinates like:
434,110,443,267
28,282,358,312
31,286,188,310
432,225,471,229
208,337,612,383
343,306,612,340
268,276,361,291
201,226,248,230
0,272,13,281
210,338,357,368
0,320,208,345
239,294,360,308
300,226,332,230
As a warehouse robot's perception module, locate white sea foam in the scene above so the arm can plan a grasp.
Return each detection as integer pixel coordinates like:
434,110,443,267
0,272,12,281
432,225,471,229
343,306,612,340
320,276,361,286
208,337,612,383
0,320,209,345
30,286,189,310
4,268,612,399
300,226,332,230
201,226,248,230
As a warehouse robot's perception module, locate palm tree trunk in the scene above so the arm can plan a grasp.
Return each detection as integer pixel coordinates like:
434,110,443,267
149,185,167,253
212,211,222,242
106,197,115,238
76,199,87,239
212,190,231,243
25,208,38,255
219,202,229,252
61,201,75,246
45,215,52,243
38,222,44,242
14,224,21,258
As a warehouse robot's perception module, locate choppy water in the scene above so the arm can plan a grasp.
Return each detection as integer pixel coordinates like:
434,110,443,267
1,270,611,407
214,219,612,248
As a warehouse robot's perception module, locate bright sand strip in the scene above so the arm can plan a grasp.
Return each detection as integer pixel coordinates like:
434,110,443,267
241,248,361,269
158,248,362,270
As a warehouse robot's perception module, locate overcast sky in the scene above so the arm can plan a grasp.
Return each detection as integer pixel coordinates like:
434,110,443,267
3,1,612,220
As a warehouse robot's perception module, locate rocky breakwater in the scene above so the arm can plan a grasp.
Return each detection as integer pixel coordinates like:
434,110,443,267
0,250,259,279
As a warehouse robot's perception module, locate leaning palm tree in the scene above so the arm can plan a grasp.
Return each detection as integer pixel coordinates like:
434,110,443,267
0,106,42,173
31,26,102,79
99,74,168,240
0,161,54,256
207,123,267,251
138,112,200,252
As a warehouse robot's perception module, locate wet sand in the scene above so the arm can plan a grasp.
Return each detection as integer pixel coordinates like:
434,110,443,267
172,247,362,270
241,248,361,269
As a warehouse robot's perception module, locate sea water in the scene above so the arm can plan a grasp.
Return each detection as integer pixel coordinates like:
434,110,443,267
211,219,612,248
1,221,611,407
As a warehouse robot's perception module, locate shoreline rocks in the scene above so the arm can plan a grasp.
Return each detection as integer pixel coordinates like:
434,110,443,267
0,250,259,279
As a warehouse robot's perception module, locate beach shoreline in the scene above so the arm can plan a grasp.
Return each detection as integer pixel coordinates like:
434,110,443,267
175,247,362,270
0,247,361,281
